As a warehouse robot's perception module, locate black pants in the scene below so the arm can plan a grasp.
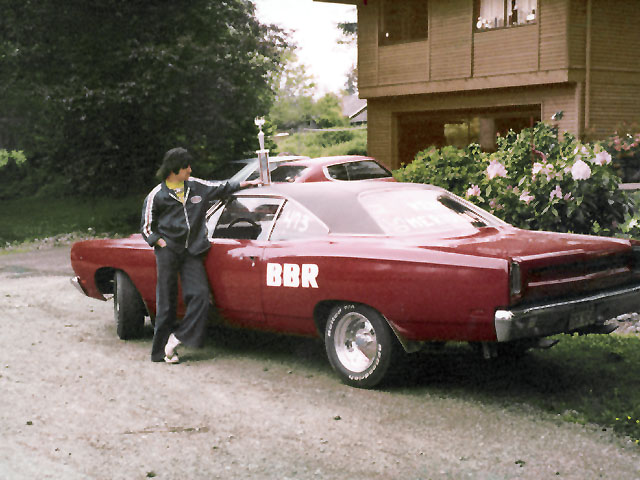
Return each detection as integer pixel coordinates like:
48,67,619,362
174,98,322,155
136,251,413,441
151,246,210,362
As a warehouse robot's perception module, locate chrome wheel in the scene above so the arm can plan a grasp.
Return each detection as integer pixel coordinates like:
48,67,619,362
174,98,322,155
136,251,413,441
325,304,394,388
334,312,378,373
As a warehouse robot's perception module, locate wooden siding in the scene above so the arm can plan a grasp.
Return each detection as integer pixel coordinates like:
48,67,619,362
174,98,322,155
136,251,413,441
379,41,429,85
357,1,379,88
567,0,586,69
473,25,539,77
429,0,472,80
590,0,640,73
366,100,395,167
357,0,577,96
540,0,569,70
589,80,640,139
540,84,580,134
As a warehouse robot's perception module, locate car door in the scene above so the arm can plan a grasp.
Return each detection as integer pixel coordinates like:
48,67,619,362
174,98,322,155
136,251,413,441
261,199,330,335
205,195,283,326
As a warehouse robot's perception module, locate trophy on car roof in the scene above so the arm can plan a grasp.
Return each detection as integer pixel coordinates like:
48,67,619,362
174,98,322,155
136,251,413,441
254,117,271,185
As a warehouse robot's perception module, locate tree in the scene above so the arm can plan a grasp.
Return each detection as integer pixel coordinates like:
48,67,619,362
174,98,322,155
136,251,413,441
313,94,349,129
268,50,317,130
0,0,289,195
337,21,358,94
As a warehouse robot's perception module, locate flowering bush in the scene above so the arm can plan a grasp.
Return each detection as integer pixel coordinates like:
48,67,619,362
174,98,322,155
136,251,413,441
394,123,634,236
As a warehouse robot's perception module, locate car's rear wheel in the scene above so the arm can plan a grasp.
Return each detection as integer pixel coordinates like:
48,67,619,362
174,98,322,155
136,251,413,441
114,271,145,339
324,303,394,388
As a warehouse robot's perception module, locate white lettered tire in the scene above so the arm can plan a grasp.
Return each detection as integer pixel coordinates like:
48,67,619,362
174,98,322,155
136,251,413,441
324,303,394,388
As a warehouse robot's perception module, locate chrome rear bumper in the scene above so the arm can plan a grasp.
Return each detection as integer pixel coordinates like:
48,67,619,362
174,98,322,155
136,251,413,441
494,284,640,342
70,276,87,296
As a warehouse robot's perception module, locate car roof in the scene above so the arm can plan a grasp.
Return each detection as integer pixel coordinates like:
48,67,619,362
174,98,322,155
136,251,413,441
236,181,444,234
273,155,382,168
228,155,310,182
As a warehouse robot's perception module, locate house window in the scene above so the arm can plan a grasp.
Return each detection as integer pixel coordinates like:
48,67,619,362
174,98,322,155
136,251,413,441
379,0,428,46
476,0,536,30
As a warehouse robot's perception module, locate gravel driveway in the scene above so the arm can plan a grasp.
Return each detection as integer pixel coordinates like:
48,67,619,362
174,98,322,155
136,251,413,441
1,245,639,480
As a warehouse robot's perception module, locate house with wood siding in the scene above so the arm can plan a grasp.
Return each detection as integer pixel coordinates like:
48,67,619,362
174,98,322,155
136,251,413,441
315,0,640,170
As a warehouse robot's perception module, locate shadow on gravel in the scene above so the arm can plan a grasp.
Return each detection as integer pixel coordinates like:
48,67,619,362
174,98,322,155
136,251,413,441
204,325,327,370
122,317,640,441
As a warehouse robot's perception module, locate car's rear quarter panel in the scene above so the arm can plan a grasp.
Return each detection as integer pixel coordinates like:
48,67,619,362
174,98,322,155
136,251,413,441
261,237,509,342
71,236,158,313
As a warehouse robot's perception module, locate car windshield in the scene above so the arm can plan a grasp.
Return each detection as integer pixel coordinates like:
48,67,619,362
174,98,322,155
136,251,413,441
327,160,392,181
270,165,308,182
359,189,499,236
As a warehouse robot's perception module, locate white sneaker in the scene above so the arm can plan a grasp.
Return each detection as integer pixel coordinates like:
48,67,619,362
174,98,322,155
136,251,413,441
164,353,180,364
165,333,181,358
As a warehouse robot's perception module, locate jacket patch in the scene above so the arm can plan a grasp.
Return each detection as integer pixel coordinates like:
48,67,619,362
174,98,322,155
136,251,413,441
190,195,202,204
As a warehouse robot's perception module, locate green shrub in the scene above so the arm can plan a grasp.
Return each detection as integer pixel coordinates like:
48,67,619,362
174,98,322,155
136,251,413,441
395,123,634,236
275,128,367,158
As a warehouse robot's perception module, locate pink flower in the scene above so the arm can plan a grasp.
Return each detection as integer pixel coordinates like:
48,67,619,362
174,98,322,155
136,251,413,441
532,162,544,175
466,184,481,198
489,198,503,210
486,160,507,180
571,159,592,180
550,185,563,200
533,162,554,180
573,145,590,156
594,151,612,166
519,191,534,204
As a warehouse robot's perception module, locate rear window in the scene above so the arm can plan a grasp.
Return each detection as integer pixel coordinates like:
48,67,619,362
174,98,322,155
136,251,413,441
327,160,392,181
270,165,308,183
359,189,498,236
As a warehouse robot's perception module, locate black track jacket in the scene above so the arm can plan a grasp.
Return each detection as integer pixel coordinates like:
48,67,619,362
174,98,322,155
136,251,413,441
141,177,241,255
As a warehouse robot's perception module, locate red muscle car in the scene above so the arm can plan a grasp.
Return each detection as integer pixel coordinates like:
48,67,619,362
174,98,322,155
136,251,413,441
70,182,640,388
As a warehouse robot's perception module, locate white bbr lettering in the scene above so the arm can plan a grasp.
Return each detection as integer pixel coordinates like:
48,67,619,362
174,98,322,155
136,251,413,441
266,263,282,287
302,264,319,288
283,263,300,287
266,262,319,288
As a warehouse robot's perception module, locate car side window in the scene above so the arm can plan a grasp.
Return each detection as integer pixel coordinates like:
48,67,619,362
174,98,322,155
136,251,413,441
326,164,349,180
212,197,283,241
347,160,392,180
270,200,328,241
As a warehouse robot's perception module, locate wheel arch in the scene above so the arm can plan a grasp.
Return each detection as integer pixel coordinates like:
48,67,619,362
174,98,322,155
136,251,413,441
313,300,416,353
95,267,116,295
97,267,152,319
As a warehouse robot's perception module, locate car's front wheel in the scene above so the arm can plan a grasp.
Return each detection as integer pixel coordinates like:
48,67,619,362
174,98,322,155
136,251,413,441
324,303,394,388
114,271,145,339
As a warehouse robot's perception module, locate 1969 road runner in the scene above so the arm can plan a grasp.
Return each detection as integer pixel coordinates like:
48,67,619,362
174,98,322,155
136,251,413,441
71,181,640,387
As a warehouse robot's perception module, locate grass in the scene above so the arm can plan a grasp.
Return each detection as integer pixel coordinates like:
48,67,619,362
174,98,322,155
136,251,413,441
392,333,640,446
0,193,143,245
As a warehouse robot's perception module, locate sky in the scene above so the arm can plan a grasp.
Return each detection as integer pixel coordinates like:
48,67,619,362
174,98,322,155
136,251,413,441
252,0,357,95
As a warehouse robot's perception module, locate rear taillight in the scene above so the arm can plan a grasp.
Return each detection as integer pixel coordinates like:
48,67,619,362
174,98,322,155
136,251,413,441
510,261,522,298
633,246,640,272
